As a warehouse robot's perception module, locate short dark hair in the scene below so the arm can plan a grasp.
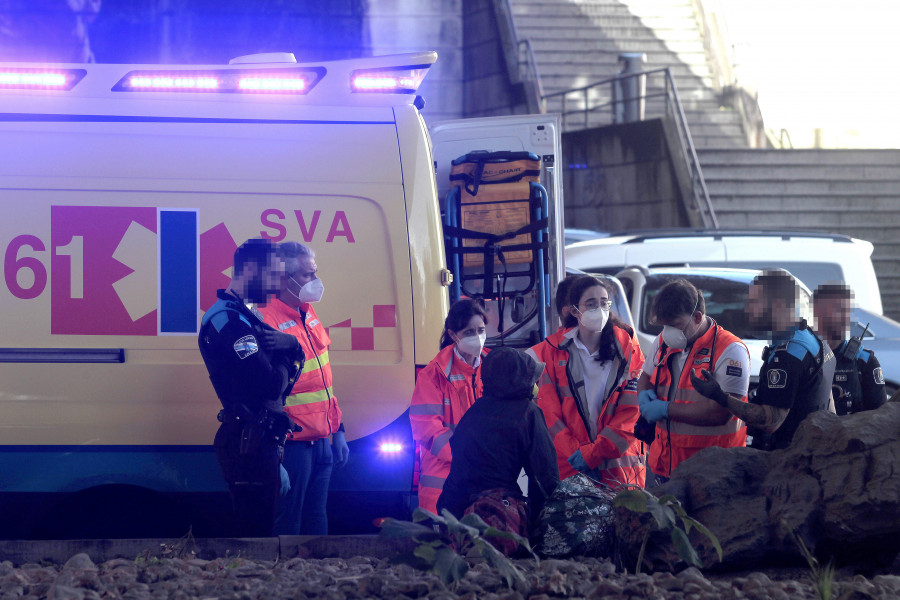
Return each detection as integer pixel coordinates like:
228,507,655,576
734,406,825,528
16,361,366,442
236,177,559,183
813,282,852,303
234,238,276,275
753,269,798,307
440,298,489,349
653,279,706,322
555,274,579,318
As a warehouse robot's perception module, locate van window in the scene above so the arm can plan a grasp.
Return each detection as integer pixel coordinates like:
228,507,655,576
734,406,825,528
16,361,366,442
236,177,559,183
641,275,754,339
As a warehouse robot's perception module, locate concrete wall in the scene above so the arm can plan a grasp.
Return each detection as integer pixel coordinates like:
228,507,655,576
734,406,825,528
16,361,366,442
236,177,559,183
563,118,692,232
366,0,465,124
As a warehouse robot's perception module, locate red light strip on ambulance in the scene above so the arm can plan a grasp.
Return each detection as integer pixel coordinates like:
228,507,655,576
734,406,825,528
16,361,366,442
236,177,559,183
0,69,85,90
113,67,325,94
350,65,429,94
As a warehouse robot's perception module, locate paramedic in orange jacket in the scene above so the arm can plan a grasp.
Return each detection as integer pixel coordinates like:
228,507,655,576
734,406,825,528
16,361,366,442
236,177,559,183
527,275,646,488
636,279,750,488
258,242,347,535
410,299,488,514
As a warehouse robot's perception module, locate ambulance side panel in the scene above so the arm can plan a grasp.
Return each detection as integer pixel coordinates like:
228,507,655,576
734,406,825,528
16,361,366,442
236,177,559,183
0,106,439,536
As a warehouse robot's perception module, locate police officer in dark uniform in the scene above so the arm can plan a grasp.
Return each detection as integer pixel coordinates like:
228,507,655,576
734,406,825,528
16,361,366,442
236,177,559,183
691,270,835,450
198,238,305,537
813,283,887,415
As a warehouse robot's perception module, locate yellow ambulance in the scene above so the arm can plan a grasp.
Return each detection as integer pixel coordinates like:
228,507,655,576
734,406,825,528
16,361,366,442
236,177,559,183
0,51,564,538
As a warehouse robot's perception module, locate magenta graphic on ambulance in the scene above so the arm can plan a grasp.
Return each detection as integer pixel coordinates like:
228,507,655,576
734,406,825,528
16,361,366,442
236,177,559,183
13,205,395,342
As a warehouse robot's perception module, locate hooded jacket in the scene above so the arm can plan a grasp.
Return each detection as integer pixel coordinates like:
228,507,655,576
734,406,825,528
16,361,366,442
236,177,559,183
437,348,560,525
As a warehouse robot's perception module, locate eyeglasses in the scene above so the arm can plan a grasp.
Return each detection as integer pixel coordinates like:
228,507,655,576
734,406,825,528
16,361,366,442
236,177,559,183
575,299,613,311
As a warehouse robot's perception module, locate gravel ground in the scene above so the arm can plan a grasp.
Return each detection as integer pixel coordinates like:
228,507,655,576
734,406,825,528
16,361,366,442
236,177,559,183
2,553,900,600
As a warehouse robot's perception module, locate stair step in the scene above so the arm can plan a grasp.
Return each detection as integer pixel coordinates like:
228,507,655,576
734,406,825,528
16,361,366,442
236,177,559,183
698,149,900,167
702,165,900,181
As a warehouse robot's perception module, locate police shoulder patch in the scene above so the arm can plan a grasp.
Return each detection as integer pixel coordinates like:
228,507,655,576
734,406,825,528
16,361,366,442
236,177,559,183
767,368,787,389
233,335,259,359
873,367,885,385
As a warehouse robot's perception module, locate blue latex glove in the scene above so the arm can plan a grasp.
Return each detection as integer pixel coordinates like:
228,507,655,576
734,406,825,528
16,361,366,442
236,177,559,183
279,464,291,497
332,430,350,468
640,398,670,423
638,388,659,410
567,448,590,473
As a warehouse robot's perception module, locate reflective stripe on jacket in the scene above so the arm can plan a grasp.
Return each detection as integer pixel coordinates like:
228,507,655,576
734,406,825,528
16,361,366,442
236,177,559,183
648,319,747,477
258,298,342,442
527,324,646,489
410,343,487,514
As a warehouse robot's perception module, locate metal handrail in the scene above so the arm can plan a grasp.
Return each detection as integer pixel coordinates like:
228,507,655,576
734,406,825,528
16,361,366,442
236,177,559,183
518,38,544,101
496,0,543,112
542,67,718,229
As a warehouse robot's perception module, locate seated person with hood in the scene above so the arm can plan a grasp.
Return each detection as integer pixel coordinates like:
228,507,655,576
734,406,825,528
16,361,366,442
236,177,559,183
437,347,560,534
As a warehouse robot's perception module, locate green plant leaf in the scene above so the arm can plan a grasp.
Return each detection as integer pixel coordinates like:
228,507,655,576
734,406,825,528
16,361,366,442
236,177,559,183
646,499,677,530
474,538,527,590
413,507,445,524
459,512,490,532
441,509,480,539
378,518,444,542
433,546,468,585
613,488,650,513
671,527,702,567
681,516,723,562
413,544,438,564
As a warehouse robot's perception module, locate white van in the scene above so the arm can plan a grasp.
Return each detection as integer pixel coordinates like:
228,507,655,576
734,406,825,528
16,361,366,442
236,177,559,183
0,52,567,539
565,230,883,315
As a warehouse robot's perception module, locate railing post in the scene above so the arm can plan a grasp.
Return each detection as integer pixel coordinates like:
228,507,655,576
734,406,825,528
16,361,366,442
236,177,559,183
583,88,589,129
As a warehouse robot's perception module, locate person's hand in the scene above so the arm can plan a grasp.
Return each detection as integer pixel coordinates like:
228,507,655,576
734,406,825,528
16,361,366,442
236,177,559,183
260,328,299,354
279,464,291,497
567,448,589,473
639,398,670,423
690,369,729,406
332,430,350,468
638,389,658,410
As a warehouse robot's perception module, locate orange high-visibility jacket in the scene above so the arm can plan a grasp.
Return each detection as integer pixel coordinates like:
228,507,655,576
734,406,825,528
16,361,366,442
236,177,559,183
528,325,646,489
258,298,342,442
647,320,748,478
410,344,487,515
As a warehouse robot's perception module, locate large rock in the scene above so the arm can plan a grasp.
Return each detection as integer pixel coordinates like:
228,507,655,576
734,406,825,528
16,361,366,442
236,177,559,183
616,403,900,571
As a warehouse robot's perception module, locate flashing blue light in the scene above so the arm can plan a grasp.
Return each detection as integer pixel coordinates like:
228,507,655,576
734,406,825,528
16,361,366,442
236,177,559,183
379,442,403,454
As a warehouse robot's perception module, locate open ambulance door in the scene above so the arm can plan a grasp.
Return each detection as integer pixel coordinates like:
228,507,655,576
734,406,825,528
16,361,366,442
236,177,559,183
429,115,565,346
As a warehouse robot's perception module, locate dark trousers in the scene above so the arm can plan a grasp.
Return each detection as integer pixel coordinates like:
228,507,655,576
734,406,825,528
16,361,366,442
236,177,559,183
214,422,280,537
274,438,333,535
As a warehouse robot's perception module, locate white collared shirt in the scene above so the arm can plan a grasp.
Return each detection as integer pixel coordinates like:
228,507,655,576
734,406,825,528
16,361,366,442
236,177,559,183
568,328,613,438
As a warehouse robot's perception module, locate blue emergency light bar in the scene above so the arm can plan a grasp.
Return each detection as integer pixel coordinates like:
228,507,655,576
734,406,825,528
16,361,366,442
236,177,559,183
350,64,430,94
112,67,326,94
0,68,85,90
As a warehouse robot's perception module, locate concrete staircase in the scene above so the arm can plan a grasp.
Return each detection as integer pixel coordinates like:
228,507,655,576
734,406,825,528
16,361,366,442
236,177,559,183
698,149,900,318
508,0,748,147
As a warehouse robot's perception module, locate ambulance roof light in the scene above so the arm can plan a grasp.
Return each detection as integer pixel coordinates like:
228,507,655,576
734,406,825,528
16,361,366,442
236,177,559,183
0,68,85,90
350,64,429,94
112,67,325,94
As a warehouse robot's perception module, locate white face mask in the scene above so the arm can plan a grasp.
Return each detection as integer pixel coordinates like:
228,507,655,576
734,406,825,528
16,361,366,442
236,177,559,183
289,277,324,304
661,323,692,349
579,307,609,332
661,294,700,349
456,332,486,356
